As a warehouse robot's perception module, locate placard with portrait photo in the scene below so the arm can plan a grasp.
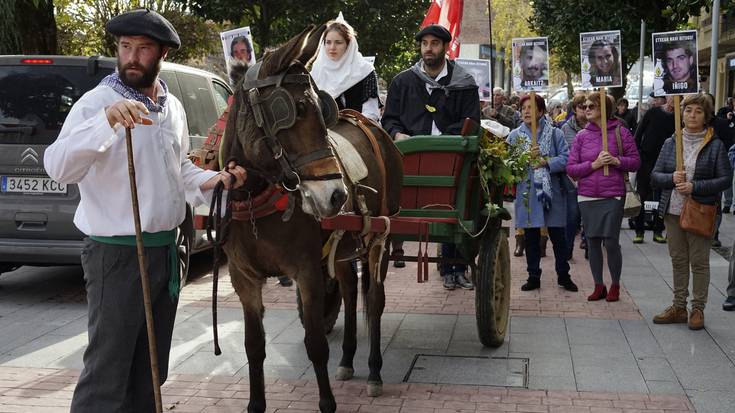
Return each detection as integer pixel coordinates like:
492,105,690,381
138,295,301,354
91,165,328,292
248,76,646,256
220,27,256,68
455,58,492,101
580,30,623,88
652,30,698,96
512,37,549,92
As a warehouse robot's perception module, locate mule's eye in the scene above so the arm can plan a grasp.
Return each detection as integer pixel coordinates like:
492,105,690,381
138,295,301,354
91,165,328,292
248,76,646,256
296,99,307,116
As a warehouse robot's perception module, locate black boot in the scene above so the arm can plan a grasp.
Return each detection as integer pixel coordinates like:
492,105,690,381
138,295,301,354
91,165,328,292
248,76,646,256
514,234,525,257
557,276,578,292
521,277,541,291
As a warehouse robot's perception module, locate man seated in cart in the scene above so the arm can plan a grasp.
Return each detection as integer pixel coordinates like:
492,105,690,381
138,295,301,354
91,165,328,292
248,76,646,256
382,24,481,290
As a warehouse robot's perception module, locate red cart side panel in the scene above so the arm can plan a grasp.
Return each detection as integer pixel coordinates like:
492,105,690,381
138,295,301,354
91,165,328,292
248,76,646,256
400,152,465,210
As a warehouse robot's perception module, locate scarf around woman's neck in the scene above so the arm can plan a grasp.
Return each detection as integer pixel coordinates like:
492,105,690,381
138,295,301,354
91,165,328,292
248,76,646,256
519,118,554,210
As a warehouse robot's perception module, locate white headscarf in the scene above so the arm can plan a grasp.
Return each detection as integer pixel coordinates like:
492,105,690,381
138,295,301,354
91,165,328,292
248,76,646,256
310,14,375,99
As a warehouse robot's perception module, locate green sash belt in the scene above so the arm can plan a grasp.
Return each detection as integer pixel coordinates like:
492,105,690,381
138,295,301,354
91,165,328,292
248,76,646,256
90,230,179,300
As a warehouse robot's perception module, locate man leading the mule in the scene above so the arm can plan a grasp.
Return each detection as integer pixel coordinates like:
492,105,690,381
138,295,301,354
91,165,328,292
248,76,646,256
382,24,481,290
44,9,246,412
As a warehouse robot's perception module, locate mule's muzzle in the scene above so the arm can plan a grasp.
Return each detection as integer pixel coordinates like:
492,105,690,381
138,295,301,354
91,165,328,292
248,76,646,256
330,187,347,210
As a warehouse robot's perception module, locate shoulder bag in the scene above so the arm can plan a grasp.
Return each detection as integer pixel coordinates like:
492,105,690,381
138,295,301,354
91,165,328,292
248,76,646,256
615,126,642,217
680,197,717,238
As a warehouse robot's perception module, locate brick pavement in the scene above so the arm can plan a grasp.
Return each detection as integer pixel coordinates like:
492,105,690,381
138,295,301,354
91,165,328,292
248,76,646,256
0,366,695,413
179,240,641,320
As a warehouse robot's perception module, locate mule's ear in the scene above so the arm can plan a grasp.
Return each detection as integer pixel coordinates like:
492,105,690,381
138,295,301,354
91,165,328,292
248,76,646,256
297,24,327,66
262,25,315,75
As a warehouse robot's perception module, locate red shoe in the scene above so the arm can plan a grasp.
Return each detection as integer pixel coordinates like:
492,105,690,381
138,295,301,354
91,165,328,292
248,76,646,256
606,284,620,302
587,284,607,301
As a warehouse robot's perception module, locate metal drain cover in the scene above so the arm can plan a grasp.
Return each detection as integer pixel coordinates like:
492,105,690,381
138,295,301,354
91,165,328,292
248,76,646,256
404,354,528,387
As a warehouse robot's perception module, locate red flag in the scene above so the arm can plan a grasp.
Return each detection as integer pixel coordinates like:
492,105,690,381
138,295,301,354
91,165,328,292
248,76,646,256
420,0,464,59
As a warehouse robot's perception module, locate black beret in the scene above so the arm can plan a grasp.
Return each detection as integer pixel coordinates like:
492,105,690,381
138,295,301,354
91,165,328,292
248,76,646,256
415,24,452,43
106,9,181,49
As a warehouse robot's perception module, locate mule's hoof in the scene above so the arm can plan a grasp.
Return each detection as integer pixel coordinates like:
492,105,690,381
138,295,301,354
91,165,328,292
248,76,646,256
366,381,383,397
335,366,354,381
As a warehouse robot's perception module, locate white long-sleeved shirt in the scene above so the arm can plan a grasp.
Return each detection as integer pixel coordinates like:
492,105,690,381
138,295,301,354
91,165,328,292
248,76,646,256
44,84,217,236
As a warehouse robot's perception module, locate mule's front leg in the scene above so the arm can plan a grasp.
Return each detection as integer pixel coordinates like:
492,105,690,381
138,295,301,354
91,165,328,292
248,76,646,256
231,269,268,413
300,268,337,413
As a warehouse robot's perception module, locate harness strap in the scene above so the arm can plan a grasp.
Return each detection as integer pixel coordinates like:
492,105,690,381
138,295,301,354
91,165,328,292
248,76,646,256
242,73,311,90
340,109,389,216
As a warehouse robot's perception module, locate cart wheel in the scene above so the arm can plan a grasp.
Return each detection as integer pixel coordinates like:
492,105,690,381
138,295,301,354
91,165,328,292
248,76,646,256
176,204,194,291
475,225,511,347
297,276,341,334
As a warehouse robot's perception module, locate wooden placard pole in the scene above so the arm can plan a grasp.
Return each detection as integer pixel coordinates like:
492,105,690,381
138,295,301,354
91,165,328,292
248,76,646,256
674,95,683,171
600,87,609,176
530,91,538,146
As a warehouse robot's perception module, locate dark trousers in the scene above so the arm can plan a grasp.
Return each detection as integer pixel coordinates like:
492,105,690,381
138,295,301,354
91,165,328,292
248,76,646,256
71,240,178,413
440,243,467,275
565,188,580,255
524,227,569,280
634,160,664,233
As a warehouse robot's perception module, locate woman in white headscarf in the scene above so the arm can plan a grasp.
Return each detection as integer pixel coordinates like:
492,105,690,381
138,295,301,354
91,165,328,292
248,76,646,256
311,16,380,121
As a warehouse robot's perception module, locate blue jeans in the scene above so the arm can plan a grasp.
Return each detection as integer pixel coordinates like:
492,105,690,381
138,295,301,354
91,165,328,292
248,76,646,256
524,227,569,280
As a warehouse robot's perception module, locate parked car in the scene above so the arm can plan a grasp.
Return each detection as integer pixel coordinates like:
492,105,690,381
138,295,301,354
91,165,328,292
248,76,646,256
0,55,232,276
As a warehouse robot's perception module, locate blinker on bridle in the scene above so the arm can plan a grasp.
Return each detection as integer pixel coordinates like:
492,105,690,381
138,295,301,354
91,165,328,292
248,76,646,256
238,61,342,191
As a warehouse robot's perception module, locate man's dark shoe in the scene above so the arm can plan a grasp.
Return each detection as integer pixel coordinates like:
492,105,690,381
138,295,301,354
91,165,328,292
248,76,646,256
277,276,293,287
521,278,540,291
558,277,578,292
723,206,731,214
442,274,456,290
393,249,406,268
723,296,735,311
454,271,474,290
712,238,722,248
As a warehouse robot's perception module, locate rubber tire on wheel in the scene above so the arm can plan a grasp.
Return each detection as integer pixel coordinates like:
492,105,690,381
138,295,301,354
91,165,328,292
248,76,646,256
475,223,511,347
296,277,341,334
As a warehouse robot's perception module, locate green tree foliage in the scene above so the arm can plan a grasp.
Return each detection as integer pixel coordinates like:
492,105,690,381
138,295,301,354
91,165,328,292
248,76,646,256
0,0,21,54
177,0,429,82
491,0,534,66
1,0,56,54
55,0,221,63
529,0,733,99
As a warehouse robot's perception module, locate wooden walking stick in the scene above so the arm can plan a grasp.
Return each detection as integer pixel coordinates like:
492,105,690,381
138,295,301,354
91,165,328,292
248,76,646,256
125,127,163,413
673,95,683,171
600,87,609,176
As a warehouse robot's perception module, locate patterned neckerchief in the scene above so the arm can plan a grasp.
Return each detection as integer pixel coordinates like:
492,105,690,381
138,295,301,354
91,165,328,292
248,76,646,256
100,71,168,113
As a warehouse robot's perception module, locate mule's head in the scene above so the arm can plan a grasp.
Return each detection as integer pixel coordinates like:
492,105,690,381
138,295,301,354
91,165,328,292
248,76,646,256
227,24,347,219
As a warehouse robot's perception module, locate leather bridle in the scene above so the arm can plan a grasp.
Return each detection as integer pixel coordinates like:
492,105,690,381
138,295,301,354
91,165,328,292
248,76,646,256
235,61,342,191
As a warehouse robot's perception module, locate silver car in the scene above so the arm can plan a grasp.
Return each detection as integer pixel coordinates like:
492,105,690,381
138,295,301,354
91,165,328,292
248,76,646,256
0,55,232,276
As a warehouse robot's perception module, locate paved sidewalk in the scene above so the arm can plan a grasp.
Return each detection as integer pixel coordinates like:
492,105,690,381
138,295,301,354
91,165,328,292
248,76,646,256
1,215,735,412
0,366,696,412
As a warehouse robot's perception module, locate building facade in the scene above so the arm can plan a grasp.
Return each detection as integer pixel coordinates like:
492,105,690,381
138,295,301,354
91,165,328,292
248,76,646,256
695,9,735,108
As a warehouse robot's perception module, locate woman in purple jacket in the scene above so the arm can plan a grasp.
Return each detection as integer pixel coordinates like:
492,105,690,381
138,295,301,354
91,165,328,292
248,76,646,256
567,92,641,302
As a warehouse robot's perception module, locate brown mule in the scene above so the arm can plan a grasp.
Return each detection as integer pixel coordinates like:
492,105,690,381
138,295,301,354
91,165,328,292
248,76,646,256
218,24,402,413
